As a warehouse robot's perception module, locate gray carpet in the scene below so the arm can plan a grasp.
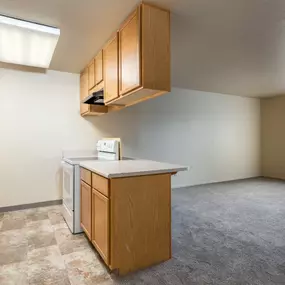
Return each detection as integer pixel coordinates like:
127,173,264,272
112,177,285,285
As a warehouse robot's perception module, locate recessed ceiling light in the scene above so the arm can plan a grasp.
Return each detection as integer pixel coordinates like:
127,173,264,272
0,15,60,69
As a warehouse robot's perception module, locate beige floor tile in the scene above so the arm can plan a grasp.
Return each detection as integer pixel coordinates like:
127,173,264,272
48,209,65,225
63,248,111,285
0,245,28,266
0,211,27,232
55,226,91,255
25,208,49,222
27,245,70,285
54,224,77,243
60,237,92,256
25,220,57,250
27,245,65,268
26,218,51,228
0,262,28,285
0,229,28,266
52,221,68,231
0,228,28,247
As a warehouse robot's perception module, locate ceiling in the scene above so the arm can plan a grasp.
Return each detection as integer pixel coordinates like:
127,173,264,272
1,0,285,98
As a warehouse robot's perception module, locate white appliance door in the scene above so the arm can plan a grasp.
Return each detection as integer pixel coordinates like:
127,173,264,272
62,161,74,211
62,202,74,233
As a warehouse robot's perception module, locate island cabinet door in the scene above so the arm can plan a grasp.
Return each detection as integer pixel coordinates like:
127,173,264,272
80,181,92,239
92,189,110,264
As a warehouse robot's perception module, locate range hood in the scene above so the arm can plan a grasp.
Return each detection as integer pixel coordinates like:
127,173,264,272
82,89,104,105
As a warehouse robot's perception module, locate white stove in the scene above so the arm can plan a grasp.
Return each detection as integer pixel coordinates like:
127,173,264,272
61,139,121,234
96,139,120,160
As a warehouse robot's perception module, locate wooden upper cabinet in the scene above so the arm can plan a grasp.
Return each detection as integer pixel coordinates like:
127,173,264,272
106,4,170,107
88,50,103,92
92,189,110,264
141,4,170,92
80,181,92,239
104,34,119,103
80,68,107,116
119,8,141,95
88,60,95,90
95,50,103,86
80,68,89,115
80,3,170,112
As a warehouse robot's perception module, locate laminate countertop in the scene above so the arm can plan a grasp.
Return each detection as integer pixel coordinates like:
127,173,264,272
79,159,188,179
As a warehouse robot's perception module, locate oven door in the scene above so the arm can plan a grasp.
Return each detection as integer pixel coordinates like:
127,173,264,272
61,161,74,211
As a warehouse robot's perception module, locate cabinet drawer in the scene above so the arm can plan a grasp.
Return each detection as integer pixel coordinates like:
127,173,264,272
81,168,91,185
92,173,109,197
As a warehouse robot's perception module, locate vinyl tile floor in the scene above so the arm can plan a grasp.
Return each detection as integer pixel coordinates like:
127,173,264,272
0,205,112,285
1,178,285,285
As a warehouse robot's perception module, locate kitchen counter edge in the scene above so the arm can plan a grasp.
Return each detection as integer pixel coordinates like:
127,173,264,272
79,160,189,179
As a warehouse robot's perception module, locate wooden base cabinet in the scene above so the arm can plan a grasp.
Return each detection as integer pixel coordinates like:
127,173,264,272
80,169,172,275
80,181,92,239
109,173,172,275
92,189,110,264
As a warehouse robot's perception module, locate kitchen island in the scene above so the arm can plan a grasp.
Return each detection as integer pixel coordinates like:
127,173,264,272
79,159,188,275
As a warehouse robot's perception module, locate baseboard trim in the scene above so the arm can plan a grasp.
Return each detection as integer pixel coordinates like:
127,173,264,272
0,199,63,213
172,176,263,190
260,175,285,182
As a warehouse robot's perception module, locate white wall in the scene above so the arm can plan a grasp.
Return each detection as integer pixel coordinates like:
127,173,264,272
97,89,261,188
0,68,261,207
0,69,100,207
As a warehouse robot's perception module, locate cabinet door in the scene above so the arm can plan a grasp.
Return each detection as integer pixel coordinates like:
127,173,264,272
104,35,119,103
80,181,92,239
88,60,95,90
95,50,103,86
119,8,141,95
80,69,89,115
92,189,109,263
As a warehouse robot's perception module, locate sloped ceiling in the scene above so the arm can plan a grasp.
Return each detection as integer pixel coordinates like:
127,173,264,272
1,0,285,97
